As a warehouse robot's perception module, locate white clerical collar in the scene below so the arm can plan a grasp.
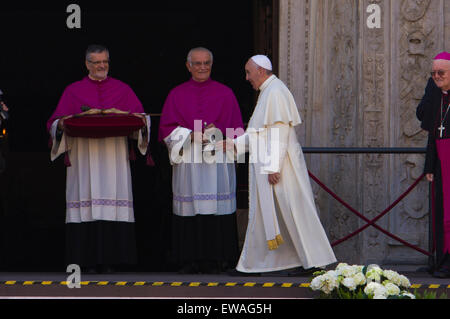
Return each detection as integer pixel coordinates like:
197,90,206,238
259,74,276,91
88,75,108,82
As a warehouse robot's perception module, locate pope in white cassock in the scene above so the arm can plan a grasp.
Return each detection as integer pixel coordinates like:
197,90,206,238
220,55,336,273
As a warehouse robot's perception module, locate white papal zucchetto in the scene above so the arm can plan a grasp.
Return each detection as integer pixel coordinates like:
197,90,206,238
251,55,273,71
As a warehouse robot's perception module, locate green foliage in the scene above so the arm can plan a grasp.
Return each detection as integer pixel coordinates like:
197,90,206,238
362,266,368,275
413,289,448,299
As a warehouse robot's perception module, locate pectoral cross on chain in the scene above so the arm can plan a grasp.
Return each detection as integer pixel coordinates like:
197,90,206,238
439,124,445,138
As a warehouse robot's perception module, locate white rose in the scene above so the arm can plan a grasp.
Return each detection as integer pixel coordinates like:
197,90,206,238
383,270,402,286
383,269,396,277
400,291,416,299
336,262,349,270
352,272,366,286
384,282,400,296
340,265,356,277
326,270,339,279
373,293,387,299
399,275,411,288
311,273,338,294
367,264,383,273
383,270,398,280
342,277,357,291
364,282,388,299
374,285,388,299
352,265,364,272
321,272,339,294
364,282,383,295
310,275,323,291
366,269,381,283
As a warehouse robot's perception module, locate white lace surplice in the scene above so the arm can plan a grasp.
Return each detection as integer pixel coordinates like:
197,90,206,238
164,127,236,217
50,115,150,223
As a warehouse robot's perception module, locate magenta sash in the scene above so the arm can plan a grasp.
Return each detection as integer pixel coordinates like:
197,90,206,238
436,139,450,254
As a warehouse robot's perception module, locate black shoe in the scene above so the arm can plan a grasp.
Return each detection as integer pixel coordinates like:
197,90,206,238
227,268,260,277
432,267,450,278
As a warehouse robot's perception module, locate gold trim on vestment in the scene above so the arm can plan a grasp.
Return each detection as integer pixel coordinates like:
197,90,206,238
267,234,284,250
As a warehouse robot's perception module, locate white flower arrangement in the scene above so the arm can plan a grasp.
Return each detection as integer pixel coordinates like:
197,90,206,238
310,263,415,299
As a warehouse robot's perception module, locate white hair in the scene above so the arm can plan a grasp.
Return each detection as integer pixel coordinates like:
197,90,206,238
187,47,214,64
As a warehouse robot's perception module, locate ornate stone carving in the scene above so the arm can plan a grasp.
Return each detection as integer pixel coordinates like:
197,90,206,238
401,0,431,22
359,0,389,263
326,0,359,263
386,0,440,263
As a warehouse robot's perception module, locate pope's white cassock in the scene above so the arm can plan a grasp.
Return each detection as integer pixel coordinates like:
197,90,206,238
234,74,337,273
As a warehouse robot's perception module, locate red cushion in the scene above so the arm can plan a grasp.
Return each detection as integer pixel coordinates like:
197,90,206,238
64,114,145,138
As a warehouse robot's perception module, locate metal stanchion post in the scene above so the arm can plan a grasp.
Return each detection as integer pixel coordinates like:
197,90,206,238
428,181,435,273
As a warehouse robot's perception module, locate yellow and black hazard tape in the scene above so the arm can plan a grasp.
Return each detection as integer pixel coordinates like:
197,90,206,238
0,281,309,287
0,281,449,289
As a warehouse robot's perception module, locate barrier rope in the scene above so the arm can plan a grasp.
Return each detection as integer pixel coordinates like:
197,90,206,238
308,171,433,257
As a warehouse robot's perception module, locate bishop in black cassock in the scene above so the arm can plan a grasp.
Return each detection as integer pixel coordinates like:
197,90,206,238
421,51,450,278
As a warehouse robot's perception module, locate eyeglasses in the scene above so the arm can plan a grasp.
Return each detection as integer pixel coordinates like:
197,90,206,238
431,69,449,78
190,61,212,67
88,60,110,66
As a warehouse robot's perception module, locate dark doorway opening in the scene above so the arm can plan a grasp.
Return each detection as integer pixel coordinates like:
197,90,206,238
0,0,278,271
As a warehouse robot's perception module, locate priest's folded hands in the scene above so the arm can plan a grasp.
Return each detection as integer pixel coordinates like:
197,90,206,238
189,123,218,144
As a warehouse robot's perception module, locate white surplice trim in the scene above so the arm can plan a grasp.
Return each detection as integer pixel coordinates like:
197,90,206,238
63,135,136,223
164,126,237,217
50,119,73,161
49,116,151,223
163,126,192,165
130,114,151,155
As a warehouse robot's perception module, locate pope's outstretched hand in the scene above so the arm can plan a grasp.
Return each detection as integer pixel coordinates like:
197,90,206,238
216,138,235,153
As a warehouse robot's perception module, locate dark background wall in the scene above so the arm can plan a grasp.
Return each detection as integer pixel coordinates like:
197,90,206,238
0,0,275,271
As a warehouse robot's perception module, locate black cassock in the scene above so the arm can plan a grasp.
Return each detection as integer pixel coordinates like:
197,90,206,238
420,79,450,269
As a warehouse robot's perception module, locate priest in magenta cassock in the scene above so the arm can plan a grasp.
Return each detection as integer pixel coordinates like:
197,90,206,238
47,45,150,273
221,55,336,274
158,47,244,274
423,51,450,278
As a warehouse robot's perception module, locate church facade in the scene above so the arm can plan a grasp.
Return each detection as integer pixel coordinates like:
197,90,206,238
275,0,450,265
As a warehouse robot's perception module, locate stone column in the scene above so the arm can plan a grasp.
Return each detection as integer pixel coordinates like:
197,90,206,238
388,0,442,264
279,0,361,264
